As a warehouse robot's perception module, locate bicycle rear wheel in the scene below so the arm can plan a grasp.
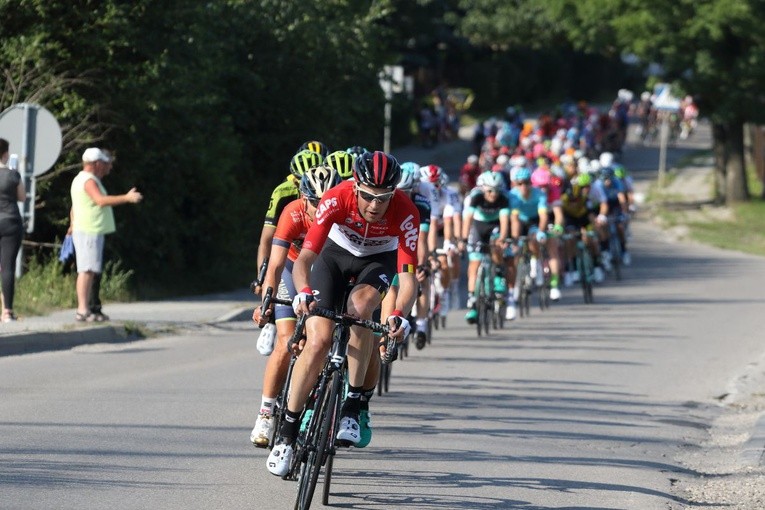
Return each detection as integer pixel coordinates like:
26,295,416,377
483,296,492,335
579,249,594,304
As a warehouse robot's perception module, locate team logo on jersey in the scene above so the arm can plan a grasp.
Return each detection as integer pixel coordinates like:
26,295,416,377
315,197,339,224
399,214,418,251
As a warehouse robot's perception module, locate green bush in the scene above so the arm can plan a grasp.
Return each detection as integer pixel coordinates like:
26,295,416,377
15,254,135,316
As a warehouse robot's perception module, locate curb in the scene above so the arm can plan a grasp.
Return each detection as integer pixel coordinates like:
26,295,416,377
0,325,134,357
0,305,255,358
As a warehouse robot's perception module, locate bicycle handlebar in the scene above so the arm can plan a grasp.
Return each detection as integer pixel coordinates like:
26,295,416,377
308,306,390,336
249,257,270,294
261,286,293,311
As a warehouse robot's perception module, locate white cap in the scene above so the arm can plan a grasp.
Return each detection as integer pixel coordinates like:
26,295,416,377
82,147,112,163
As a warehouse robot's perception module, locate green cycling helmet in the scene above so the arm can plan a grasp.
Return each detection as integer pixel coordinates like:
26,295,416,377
290,149,324,178
325,150,354,180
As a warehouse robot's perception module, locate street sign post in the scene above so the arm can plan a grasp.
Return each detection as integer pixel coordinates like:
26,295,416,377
378,65,404,154
652,84,681,188
0,103,62,276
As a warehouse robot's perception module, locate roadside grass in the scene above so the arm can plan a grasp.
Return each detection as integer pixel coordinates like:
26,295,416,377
15,255,135,316
650,150,765,258
686,167,765,256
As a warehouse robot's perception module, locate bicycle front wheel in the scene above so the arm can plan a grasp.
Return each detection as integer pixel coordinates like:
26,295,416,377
296,370,340,510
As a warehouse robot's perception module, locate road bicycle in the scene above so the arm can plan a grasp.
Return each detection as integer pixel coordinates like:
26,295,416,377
563,230,596,304
607,215,624,281
286,304,391,510
537,240,552,311
471,241,497,336
514,236,533,319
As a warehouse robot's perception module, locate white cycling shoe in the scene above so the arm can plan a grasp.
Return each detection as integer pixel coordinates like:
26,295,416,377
336,416,361,445
505,299,517,321
266,442,293,476
550,287,561,301
250,412,273,447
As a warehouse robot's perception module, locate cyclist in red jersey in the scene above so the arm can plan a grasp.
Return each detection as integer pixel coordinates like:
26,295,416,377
267,151,420,476
250,166,341,448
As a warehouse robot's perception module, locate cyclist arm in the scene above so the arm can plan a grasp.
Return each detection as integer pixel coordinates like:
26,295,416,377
510,210,521,239
461,208,474,241
257,185,297,270
255,243,289,324
425,214,436,253
292,247,319,299
394,271,417,320
451,211,462,245
256,226,276,276
537,190,549,231
498,210,510,242
538,208,549,232
618,191,628,214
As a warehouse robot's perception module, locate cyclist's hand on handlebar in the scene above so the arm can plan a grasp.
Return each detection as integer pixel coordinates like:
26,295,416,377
415,265,429,282
457,239,467,253
252,305,271,327
536,230,547,243
386,312,411,341
292,288,315,316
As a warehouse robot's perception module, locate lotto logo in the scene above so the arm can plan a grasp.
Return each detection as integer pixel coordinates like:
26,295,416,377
399,214,418,251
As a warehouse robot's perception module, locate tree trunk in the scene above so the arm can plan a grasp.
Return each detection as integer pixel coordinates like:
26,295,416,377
711,122,727,204
724,119,749,203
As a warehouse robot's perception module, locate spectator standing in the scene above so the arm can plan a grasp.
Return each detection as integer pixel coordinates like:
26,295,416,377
0,138,25,322
70,148,142,322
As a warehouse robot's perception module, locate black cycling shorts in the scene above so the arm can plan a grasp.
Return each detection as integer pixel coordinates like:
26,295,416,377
519,216,540,237
564,214,590,231
311,239,397,313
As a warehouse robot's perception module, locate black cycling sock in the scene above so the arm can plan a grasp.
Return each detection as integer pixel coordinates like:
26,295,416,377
280,409,301,444
341,385,363,418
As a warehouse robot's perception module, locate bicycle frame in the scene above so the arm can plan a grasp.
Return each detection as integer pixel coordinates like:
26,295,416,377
290,305,389,510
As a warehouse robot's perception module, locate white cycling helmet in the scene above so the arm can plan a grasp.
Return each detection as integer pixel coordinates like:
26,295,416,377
599,152,614,168
397,167,417,191
479,171,504,190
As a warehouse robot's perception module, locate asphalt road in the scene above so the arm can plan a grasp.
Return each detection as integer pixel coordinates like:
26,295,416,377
3,122,764,509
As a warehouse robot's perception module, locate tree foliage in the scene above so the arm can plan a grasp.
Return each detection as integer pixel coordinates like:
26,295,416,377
454,0,765,203
0,0,392,294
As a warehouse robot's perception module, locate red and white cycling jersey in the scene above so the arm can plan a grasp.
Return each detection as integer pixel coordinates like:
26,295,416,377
302,180,420,272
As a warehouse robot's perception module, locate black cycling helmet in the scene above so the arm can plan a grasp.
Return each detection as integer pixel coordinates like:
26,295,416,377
298,140,330,157
346,145,369,158
353,151,401,190
600,167,615,181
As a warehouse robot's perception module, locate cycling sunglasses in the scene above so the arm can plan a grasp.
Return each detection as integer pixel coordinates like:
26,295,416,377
305,197,320,207
355,187,395,203
516,180,531,186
